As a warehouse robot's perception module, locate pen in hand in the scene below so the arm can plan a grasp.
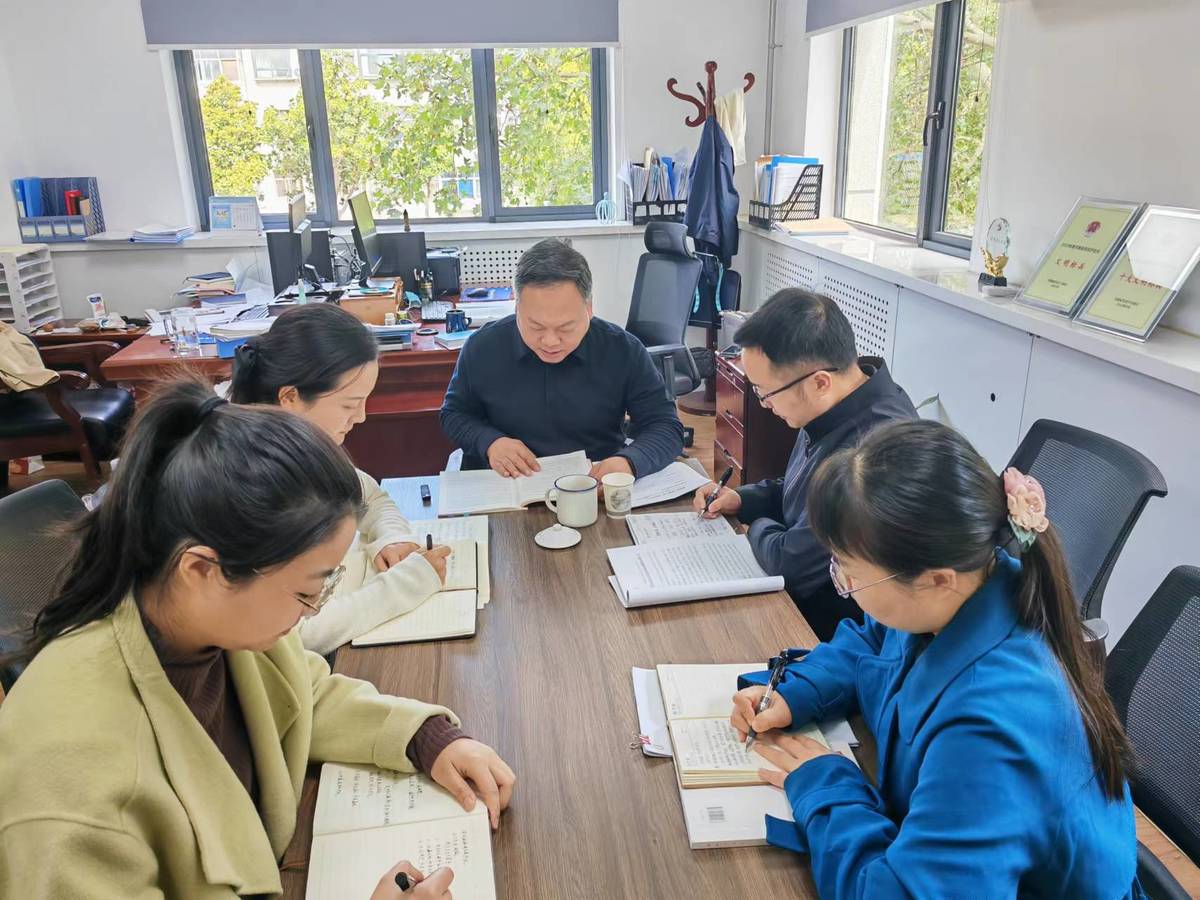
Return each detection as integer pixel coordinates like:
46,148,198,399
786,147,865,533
745,661,786,751
426,534,433,552
395,872,416,892
699,466,735,518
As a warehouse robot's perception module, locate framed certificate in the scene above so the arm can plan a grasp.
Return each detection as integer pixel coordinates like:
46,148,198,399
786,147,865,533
1075,205,1200,341
1016,197,1143,316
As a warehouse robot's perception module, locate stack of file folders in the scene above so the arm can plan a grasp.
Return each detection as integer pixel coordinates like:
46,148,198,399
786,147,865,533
131,223,195,244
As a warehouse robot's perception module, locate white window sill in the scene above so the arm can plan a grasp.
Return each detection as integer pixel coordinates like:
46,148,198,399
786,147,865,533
49,219,643,253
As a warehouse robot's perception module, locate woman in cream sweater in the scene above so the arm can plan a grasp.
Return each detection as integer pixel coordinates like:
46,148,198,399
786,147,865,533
0,378,513,897
230,303,448,654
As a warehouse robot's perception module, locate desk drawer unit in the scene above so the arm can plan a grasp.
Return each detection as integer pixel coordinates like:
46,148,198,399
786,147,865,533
716,364,746,432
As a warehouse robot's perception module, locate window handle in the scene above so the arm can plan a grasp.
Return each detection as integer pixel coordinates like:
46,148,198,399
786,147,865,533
922,100,946,148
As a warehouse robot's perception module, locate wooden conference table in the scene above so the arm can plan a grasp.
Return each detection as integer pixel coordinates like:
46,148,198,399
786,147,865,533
278,483,859,900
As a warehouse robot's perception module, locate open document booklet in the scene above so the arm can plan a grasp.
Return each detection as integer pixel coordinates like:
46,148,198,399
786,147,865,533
437,452,710,517
607,515,784,607
306,764,496,899
631,664,858,849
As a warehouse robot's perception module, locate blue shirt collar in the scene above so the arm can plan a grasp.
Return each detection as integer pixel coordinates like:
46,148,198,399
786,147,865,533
511,315,593,365
896,548,1024,742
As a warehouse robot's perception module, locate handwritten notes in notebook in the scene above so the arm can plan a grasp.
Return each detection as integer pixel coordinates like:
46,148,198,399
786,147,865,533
439,539,478,592
411,516,490,607
668,717,783,787
606,535,784,608
306,764,496,900
626,512,735,545
655,663,828,790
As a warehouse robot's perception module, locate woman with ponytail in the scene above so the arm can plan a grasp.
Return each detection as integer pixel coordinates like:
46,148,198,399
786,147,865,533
729,419,1137,898
0,378,514,899
229,303,450,655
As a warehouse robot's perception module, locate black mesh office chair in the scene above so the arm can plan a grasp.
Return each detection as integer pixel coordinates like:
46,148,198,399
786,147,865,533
1007,420,1167,623
625,222,705,406
1105,565,1200,899
0,480,85,690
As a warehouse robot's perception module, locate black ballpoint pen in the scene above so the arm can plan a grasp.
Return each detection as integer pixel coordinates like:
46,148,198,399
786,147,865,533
699,466,734,518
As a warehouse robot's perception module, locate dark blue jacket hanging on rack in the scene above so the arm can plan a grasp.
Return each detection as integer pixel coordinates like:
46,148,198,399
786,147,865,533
684,115,740,326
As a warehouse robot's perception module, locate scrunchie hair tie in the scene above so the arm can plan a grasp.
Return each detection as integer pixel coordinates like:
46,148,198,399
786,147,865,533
198,395,227,421
1002,467,1049,549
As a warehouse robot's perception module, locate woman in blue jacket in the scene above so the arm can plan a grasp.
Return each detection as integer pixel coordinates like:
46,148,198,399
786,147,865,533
732,419,1138,898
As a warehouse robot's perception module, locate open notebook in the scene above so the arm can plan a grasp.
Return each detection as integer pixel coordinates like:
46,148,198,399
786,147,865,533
657,663,829,789
411,517,491,608
632,665,856,848
606,534,784,608
352,540,478,645
305,763,495,900
437,451,590,516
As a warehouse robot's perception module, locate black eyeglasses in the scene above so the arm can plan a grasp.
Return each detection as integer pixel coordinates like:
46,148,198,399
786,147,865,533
751,367,840,403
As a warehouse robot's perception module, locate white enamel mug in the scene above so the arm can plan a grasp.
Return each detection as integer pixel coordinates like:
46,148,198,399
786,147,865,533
545,474,599,528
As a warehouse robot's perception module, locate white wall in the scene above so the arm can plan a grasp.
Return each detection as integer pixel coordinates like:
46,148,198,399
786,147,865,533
767,0,812,156
616,0,770,206
0,1,191,238
0,50,26,244
973,0,1200,335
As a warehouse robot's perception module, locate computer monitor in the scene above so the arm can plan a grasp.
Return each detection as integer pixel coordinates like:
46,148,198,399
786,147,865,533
296,219,313,279
288,193,307,232
348,190,382,281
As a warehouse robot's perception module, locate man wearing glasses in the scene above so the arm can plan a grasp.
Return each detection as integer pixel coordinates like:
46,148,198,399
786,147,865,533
693,288,917,639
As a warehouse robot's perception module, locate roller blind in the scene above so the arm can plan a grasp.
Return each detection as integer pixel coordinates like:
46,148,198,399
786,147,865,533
140,0,619,49
806,0,941,35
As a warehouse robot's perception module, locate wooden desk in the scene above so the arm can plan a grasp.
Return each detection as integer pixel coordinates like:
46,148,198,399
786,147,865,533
31,320,147,348
715,354,801,488
280,493,828,898
99,321,464,480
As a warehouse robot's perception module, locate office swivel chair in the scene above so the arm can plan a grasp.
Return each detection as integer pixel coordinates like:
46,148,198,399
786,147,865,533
1006,420,1167,624
1105,566,1200,900
625,222,704,446
0,480,86,690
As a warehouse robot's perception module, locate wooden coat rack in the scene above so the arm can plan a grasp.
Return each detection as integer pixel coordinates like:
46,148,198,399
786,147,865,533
666,60,754,127
665,61,753,419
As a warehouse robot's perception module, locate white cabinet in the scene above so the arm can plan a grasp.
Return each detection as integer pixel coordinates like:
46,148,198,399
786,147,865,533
817,260,898,365
1019,338,1200,645
890,288,1032,472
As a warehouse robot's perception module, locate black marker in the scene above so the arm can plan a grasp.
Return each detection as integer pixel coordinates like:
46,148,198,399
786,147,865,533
420,483,431,505
426,534,434,551
395,871,414,891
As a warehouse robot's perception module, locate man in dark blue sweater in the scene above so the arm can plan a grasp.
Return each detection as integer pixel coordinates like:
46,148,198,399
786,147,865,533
694,289,917,640
440,239,685,480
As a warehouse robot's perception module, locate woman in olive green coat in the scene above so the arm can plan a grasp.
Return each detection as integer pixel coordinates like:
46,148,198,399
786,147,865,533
0,379,514,898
